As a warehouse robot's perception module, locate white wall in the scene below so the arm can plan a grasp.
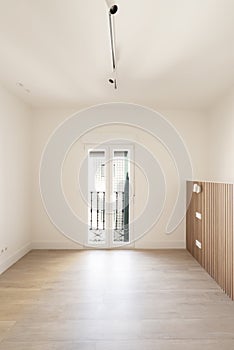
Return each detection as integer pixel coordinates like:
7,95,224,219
31,108,80,249
0,84,32,273
207,88,234,183
31,107,208,249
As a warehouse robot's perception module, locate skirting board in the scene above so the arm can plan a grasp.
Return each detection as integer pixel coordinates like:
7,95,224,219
31,241,83,250
32,240,185,250
135,240,186,249
0,242,31,275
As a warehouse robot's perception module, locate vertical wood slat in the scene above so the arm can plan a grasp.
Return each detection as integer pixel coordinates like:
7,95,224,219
186,181,194,256
194,181,204,266
186,181,233,300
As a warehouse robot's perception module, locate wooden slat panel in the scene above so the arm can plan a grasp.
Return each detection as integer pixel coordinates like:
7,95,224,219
186,181,204,266
204,182,212,275
186,181,233,300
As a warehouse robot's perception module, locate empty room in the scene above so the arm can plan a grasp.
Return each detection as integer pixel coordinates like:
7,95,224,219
0,0,234,349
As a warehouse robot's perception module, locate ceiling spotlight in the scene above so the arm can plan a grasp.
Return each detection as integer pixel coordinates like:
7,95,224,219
109,4,118,15
16,81,31,94
109,78,117,89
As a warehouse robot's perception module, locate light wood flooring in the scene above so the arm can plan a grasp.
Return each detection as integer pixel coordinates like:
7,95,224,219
0,249,234,349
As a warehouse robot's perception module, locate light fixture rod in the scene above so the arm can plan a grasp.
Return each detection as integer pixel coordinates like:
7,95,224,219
109,12,116,71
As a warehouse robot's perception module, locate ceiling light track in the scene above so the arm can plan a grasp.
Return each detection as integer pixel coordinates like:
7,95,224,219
108,4,118,89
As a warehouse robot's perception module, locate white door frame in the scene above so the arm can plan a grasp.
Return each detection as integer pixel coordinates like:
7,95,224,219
85,142,135,248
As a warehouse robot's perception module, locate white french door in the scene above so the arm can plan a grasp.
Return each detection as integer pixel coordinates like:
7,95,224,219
86,144,134,248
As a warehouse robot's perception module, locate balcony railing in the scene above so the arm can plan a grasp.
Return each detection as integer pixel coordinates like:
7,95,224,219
90,191,105,231
89,191,129,243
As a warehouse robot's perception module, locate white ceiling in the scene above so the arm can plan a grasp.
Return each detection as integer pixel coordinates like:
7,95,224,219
0,0,234,109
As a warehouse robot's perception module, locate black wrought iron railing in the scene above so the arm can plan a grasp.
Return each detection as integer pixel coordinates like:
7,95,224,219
89,190,129,242
90,191,105,231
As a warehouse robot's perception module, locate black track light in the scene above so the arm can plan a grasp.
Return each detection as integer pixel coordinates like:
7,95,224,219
109,4,118,15
109,78,117,89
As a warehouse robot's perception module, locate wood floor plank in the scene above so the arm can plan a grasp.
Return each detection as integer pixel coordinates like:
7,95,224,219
0,341,95,350
96,340,234,350
0,322,16,342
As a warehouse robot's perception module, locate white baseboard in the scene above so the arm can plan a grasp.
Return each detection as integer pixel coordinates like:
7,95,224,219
32,240,185,250
0,242,32,275
135,240,186,249
31,241,83,250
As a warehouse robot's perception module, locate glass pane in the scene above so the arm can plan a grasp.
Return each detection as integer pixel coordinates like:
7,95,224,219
88,151,106,244
112,150,130,243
